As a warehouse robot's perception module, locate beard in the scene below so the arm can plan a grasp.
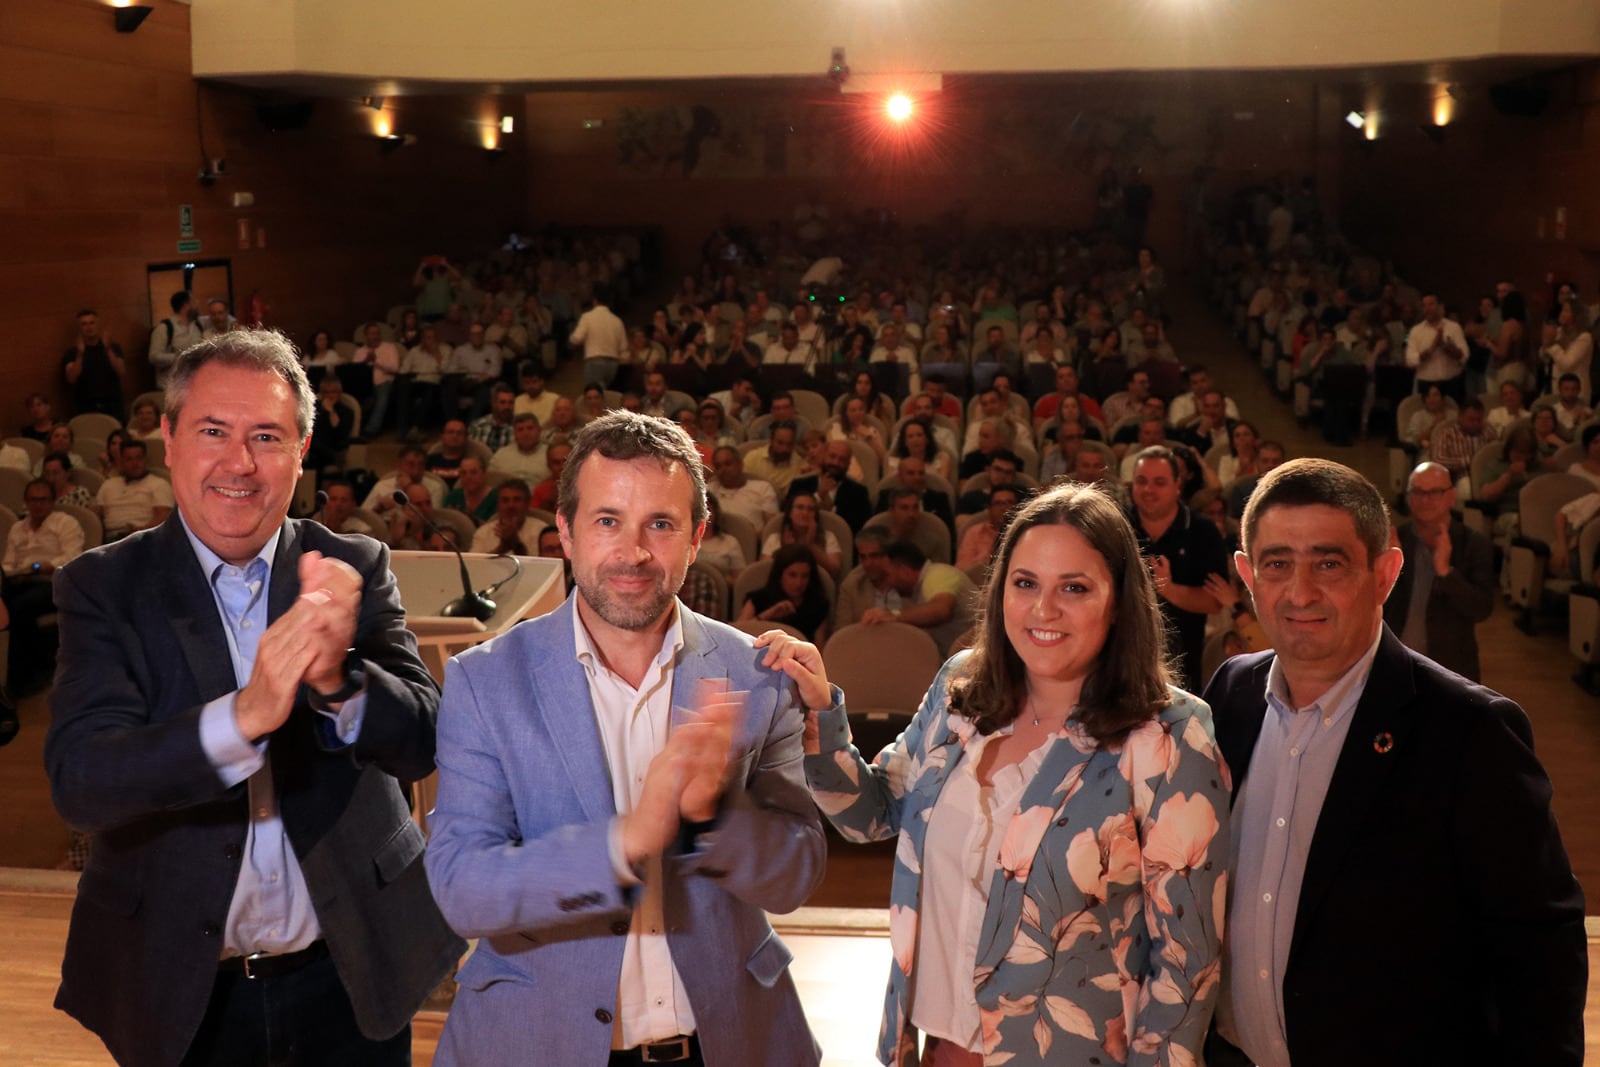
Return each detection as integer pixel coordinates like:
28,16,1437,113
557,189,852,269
576,561,682,631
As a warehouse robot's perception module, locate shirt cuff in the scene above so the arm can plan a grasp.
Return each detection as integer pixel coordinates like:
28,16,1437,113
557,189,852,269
311,691,366,747
199,693,266,788
608,817,643,887
813,685,851,754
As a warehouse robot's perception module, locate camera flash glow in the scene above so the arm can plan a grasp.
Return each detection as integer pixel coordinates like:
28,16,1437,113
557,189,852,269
886,94,913,122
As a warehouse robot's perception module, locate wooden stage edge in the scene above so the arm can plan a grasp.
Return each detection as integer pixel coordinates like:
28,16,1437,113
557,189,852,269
4,868,1592,1067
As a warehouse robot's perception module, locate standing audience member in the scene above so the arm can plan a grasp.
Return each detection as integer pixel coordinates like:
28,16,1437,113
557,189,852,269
351,322,402,435
569,288,628,388
1382,463,1495,681
1405,293,1470,404
1205,458,1584,1067
63,309,126,417
148,291,203,388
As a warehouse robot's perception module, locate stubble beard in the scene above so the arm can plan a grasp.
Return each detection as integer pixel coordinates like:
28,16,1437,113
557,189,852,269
578,564,681,631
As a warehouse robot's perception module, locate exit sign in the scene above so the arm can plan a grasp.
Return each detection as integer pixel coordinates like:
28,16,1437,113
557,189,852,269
177,239,202,254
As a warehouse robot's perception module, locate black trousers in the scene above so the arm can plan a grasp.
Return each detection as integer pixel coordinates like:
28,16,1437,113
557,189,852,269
181,946,410,1067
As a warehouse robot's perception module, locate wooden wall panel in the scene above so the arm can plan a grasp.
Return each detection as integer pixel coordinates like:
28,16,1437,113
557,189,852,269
0,0,532,416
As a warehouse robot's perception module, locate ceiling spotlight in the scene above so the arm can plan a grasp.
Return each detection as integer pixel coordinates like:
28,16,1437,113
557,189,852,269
380,133,416,153
1345,110,1365,130
362,95,385,111
886,93,914,122
500,115,514,134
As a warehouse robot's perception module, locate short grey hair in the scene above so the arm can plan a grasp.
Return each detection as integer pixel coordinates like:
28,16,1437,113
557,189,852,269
164,329,315,440
558,411,708,529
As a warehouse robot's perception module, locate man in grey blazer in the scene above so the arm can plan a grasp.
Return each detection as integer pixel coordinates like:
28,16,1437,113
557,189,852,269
426,411,829,1067
45,333,462,1067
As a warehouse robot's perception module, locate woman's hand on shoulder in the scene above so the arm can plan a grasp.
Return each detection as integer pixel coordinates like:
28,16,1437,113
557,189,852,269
752,629,834,728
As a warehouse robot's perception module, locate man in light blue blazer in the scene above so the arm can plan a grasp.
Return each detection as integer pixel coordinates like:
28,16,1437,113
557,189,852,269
425,411,829,1067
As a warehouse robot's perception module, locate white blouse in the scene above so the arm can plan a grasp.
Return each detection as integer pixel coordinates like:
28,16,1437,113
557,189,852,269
911,727,1049,1052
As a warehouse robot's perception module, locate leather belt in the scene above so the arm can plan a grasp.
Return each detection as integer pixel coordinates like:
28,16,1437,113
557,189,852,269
610,1034,699,1064
218,939,328,980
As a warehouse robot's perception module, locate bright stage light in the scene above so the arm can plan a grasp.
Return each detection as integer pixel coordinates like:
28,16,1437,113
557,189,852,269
886,94,913,122
1345,110,1365,130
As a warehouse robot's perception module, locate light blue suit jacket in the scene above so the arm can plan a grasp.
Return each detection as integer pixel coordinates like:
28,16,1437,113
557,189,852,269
425,595,826,1067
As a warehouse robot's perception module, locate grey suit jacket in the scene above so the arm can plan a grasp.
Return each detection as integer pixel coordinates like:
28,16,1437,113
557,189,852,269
425,595,825,1067
44,515,465,1067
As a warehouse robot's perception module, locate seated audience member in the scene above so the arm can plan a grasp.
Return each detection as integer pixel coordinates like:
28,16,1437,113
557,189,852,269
738,542,832,643
514,363,558,425
877,455,955,533
744,420,804,496
963,388,1034,455
914,377,962,420
94,440,172,540
364,445,444,512
716,319,762,369
469,479,545,555
1175,389,1237,454
1430,399,1496,493
864,487,947,565
959,448,1028,516
1567,423,1600,491
1067,444,1127,506
1403,382,1454,452
3,479,86,687
398,324,448,429
788,440,872,533
485,303,529,361
544,395,583,442
1167,364,1240,426
42,424,85,475
578,383,609,423
1129,318,1178,364
303,329,340,370
350,321,402,434
126,399,162,442
835,529,890,627
528,441,569,512
707,376,762,428
313,477,374,536
388,482,455,551
748,394,813,442
1486,379,1529,436
852,539,976,655
469,383,518,452
709,445,780,528
1226,438,1286,518
640,370,692,420
697,495,748,579
1033,363,1104,430
490,412,549,483
1214,420,1263,488
843,370,899,427
19,393,56,443
761,491,843,576
1540,307,1594,402
1551,373,1592,434
956,484,1020,569
1530,407,1567,467
1100,367,1153,430
905,394,961,456
426,419,472,486
1119,416,1172,481
869,323,917,367
830,395,890,465
763,323,813,368
971,324,1016,370
959,419,1017,481
307,374,356,475
40,452,92,509
886,416,954,484
442,455,497,525
689,401,738,463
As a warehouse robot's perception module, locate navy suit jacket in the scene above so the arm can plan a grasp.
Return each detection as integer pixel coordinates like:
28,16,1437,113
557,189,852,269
425,596,825,1067
44,515,464,1067
1202,628,1586,1067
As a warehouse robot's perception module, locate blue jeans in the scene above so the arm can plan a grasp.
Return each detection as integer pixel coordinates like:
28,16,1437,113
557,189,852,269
364,381,393,435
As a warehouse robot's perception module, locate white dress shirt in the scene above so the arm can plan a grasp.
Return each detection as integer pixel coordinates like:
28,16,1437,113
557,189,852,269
1405,318,1469,383
572,605,698,1048
2,510,85,574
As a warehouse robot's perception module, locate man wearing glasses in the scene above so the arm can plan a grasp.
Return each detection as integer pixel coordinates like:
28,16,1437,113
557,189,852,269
1382,462,1495,681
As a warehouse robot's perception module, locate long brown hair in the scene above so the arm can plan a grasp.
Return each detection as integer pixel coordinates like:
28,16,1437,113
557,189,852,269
949,482,1173,745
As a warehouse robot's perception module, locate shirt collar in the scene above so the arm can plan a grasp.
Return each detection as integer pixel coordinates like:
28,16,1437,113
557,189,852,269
180,512,282,584
572,597,685,678
1264,625,1384,719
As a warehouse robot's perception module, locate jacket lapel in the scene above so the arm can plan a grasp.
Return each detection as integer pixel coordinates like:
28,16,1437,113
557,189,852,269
267,519,301,623
1215,654,1274,802
159,516,241,703
1289,628,1416,960
669,610,722,733
530,598,617,824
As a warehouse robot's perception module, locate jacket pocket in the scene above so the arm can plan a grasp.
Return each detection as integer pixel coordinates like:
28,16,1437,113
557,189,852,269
744,929,794,988
77,867,141,916
455,946,535,991
373,818,426,885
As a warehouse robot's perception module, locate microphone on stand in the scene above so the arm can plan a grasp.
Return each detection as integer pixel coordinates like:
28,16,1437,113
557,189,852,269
392,489,496,621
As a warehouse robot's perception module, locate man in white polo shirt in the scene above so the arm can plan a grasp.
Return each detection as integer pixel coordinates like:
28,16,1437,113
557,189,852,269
94,439,173,540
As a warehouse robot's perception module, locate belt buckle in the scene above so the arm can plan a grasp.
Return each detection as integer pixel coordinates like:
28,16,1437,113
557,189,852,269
640,1037,690,1063
241,952,271,980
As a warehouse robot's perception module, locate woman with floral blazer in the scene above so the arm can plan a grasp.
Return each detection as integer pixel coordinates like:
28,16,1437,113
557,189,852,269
784,484,1231,1066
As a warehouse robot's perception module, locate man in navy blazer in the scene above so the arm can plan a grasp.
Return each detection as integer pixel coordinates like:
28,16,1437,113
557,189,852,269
426,411,827,1067
45,334,462,1067
1202,458,1585,1067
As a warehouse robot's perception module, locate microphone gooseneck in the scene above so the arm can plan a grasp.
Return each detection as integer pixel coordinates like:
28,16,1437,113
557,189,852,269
392,489,496,621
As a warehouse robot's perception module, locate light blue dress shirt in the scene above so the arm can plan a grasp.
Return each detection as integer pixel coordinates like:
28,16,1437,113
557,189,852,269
187,520,366,958
1218,627,1383,1067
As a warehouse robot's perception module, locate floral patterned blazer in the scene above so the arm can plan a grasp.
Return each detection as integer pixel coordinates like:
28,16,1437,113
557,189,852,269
806,653,1231,1067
